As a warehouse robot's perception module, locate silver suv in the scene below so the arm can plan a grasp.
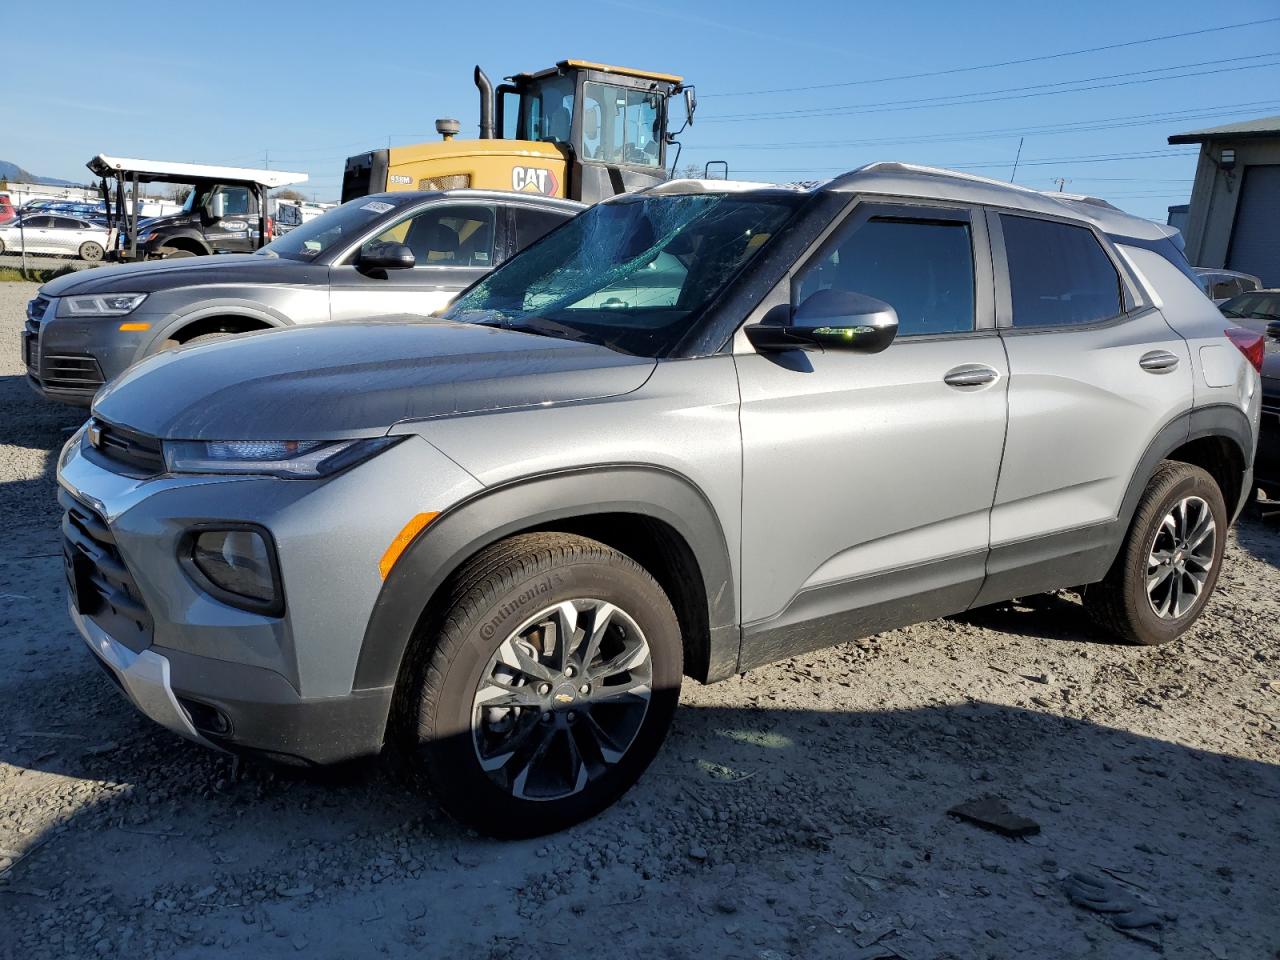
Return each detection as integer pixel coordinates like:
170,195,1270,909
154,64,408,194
57,164,1263,837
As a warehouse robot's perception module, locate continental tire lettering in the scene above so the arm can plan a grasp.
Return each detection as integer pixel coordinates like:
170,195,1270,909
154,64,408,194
479,573,565,639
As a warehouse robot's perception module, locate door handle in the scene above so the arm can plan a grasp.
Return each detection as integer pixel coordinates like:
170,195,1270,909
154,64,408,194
1139,350,1180,373
943,364,999,388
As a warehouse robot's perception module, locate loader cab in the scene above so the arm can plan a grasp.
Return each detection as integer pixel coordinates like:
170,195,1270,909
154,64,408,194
496,61,687,203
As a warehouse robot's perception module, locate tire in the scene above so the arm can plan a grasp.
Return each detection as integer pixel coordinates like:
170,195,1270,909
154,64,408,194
158,248,196,259
0,238,6,255
1085,461,1227,645
78,241,104,262
181,332,235,346
392,532,682,837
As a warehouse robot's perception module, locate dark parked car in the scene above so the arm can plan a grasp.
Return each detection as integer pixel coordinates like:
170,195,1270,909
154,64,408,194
1219,291,1280,497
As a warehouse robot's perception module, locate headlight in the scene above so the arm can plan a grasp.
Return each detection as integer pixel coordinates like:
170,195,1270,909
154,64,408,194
163,436,403,478
65,293,148,316
187,527,280,613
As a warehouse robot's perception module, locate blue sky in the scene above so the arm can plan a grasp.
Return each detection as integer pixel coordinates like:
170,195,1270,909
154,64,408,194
8,0,1280,220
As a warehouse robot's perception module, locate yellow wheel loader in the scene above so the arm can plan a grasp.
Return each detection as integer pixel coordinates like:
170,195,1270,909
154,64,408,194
341,59,695,205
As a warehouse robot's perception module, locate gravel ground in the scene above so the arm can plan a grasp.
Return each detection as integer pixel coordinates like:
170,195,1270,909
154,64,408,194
1,281,1277,959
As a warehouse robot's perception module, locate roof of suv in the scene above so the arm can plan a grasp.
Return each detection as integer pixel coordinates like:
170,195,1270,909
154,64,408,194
644,162,1177,243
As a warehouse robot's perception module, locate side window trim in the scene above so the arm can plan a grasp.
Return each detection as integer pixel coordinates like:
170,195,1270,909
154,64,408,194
986,206,1149,332
787,198,995,337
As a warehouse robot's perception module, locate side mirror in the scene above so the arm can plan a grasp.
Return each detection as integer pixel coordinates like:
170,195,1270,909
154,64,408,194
683,87,697,125
745,289,899,354
206,192,226,220
1266,319,1280,341
357,241,415,273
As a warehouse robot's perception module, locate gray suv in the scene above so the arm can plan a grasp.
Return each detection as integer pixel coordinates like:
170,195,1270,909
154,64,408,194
24,190,581,405
57,164,1263,836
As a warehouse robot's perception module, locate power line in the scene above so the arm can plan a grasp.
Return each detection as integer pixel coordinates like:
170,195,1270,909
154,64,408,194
728,148,1197,175
706,53,1280,122
704,15,1280,97
694,100,1280,150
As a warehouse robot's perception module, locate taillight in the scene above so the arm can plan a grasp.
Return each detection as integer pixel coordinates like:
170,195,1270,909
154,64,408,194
1224,327,1265,374
265,216,274,241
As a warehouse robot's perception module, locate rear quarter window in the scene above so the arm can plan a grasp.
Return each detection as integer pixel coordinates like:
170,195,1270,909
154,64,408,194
1002,215,1122,328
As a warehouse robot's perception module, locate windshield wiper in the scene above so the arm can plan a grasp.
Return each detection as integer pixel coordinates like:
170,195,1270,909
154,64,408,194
473,314,606,348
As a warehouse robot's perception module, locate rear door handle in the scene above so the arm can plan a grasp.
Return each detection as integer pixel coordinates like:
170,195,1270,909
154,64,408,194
1139,350,1180,373
943,364,1000,388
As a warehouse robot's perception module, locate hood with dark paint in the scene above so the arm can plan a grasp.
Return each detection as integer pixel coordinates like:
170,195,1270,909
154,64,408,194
91,320,654,440
38,253,326,296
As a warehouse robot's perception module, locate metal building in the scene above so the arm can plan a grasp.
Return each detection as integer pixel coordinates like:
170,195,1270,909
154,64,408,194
1169,115,1280,286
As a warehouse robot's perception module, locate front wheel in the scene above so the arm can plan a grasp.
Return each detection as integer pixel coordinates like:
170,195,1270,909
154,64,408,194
393,532,682,837
1085,461,1227,645
78,241,104,262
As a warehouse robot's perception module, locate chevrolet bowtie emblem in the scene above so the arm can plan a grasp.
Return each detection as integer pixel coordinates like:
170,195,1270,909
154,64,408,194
554,693,574,704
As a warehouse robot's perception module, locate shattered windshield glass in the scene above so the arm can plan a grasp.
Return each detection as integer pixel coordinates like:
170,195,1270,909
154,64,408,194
444,193,800,357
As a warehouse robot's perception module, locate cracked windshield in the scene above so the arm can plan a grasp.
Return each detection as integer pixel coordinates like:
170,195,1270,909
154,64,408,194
445,193,801,356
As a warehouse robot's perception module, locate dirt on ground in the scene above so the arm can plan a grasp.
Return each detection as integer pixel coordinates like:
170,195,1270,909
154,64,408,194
2,281,1277,959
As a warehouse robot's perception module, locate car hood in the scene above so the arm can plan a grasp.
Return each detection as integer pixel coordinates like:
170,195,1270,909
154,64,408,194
38,254,319,296
92,320,655,440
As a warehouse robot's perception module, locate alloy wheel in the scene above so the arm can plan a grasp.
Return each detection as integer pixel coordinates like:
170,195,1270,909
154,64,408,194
1146,495,1216,619
471,598,653,801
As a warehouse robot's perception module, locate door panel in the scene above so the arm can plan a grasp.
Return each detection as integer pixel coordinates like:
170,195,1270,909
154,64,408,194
737,338,1008,626
988,211,1192,548
736,201,1006,636
991,309,1191,543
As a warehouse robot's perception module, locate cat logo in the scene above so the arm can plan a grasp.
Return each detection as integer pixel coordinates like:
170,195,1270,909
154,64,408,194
511,166,559,196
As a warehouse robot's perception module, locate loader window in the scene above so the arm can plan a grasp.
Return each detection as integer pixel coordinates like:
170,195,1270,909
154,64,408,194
583,82,662,167
523,74,575,145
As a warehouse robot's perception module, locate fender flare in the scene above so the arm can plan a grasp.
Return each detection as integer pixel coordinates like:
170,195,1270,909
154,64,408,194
352,465,738,691
140,301,292,357
1119,403,1254,531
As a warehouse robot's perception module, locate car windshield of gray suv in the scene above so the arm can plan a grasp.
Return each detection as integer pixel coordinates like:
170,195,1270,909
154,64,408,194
258,197,399,262
444,193,801,356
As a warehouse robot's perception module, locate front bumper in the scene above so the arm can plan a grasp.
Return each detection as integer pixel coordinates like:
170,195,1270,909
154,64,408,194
73,597,394,764
72,600,212,747
25,297,152,406
57,425,482,764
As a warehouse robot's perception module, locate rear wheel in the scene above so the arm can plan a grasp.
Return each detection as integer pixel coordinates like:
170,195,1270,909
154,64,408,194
393,532,682,837
1085,461,1226,645
0,238,6,255
78,241,104,262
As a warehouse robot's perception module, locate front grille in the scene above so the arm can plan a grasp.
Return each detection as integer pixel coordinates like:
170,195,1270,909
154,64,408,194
60,488,153,653
41,354,105,391
90,419,165,476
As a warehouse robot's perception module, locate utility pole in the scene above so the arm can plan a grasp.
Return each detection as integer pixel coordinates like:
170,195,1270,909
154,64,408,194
1053,177,1071,193
1009,137,1024,183
264,149,270,169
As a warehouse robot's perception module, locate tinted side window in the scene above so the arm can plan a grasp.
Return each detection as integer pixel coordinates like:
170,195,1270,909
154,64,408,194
1002,215,1122,328
366,204,496,267
795,216,975,336
512,206,570,253
25,216,53,228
